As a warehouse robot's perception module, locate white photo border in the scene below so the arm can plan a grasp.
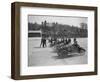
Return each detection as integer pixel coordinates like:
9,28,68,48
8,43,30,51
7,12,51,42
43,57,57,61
20,6,95,75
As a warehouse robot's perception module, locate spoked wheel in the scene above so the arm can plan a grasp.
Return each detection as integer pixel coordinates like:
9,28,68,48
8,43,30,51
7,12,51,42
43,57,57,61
79,48,86,53
79,48,86,55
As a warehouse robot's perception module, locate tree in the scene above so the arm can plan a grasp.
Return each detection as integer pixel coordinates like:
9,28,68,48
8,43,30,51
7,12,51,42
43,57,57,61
80,23,87,29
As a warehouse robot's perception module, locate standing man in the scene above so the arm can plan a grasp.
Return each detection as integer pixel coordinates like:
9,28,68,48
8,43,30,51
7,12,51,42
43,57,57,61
40,37,44,47
43,37,47,47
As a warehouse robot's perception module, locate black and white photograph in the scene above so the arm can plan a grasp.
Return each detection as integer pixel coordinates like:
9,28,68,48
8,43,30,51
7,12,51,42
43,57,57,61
28,15,88,66
11,2,97,79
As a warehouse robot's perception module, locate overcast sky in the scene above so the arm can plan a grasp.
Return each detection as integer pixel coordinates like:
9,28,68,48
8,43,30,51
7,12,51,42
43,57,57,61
28,15,87,27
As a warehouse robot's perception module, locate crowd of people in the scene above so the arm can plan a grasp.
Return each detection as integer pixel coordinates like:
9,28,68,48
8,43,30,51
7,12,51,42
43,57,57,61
53,38,85,57
40,36,86,57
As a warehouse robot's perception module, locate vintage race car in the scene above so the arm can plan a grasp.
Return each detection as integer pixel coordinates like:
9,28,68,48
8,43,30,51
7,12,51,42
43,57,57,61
56,43,86,57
